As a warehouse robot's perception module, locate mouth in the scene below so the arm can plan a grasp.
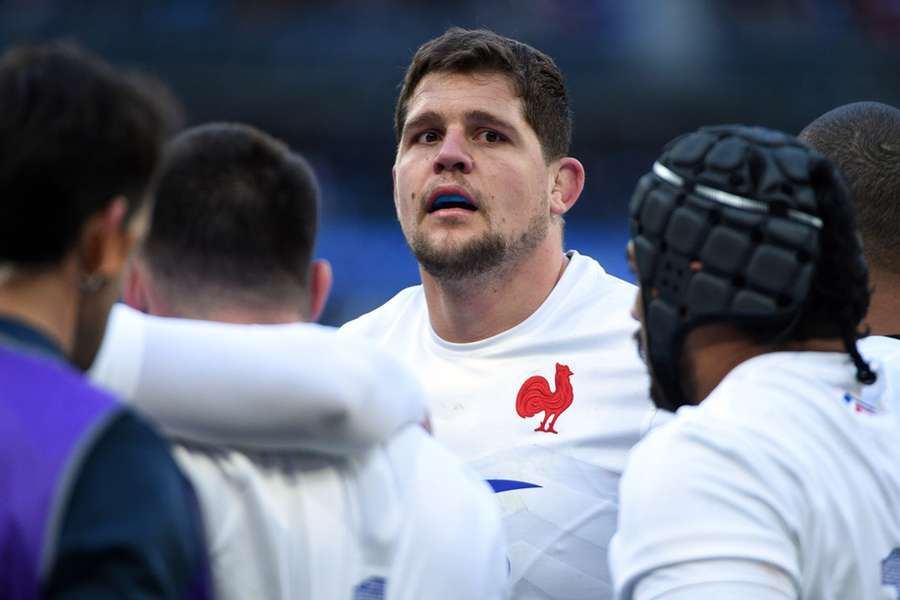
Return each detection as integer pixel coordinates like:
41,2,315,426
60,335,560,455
427,187,478,214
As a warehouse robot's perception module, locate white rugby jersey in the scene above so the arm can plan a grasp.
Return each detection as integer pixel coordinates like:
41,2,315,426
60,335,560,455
342,251,655,599
610,351,900,600
90,305,508,600
172,425,507,600
861,335,900,414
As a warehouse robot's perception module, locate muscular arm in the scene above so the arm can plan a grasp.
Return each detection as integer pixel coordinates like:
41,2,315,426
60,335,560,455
44,412,209,599
89,303,426,453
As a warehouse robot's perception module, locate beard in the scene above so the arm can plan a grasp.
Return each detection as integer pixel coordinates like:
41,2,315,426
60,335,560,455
407,209,549,281
633,328,663,406
632,328,696,411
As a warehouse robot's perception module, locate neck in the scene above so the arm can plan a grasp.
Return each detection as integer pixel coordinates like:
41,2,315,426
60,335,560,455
421,238,568,343
0,259,78,355
865,268,900,336
194,305,305,325
685,324,846,405
149,295,306,325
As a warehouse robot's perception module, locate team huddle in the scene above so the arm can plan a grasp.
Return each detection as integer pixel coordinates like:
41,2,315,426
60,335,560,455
2,26,900,600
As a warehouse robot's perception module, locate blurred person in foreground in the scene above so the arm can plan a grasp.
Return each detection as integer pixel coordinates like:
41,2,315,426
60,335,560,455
92,123,508,599
340,27,654,599
611,125,900,599
799,101,900,389
0,43,209,599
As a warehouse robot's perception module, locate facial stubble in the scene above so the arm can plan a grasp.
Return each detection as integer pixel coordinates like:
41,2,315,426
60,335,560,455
407,200,550,282
632,326,698,411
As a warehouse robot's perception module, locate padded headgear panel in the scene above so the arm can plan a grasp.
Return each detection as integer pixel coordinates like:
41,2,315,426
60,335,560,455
630,125,828,412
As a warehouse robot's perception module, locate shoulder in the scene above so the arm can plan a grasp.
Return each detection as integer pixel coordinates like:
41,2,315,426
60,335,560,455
1,345,119,409
340,285,425,340
568,251,637,299
73,410,192,499
859,336,900,414
860,335,900,373
553,252,638,330
612,407,799,594
62,410,202,532
859,335,900,356
48,411,208,597
0,348,122,472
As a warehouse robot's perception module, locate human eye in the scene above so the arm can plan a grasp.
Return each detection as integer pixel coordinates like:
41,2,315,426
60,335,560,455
414,130,441,144
477,129,505,143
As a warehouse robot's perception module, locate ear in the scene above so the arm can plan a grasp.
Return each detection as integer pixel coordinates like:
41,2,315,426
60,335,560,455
549,157,585,217
124,256,150,312
306,258,333,323
78,196,142,279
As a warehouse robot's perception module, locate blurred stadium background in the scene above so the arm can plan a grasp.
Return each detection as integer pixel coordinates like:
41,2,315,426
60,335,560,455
3,0,900,325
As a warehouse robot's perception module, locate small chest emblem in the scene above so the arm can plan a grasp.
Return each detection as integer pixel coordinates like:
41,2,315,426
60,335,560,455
515,363,574,434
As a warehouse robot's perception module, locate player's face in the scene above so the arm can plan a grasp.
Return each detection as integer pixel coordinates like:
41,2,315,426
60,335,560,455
393,71,554,280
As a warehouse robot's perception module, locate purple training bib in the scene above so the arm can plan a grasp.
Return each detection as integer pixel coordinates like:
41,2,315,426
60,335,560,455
0,346,121,600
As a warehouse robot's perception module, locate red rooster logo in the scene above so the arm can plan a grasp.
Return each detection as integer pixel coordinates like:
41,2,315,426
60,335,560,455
515,363,574,434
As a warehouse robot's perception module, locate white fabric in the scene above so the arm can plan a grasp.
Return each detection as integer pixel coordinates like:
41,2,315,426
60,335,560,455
175,425,508,600
633,559,795,600
90,304,509,599
90,303,426,454
861,335,900,415
341,251,655,599
610,351,900,600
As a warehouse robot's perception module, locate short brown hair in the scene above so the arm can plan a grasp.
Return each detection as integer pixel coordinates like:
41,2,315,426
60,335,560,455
394,27,572,161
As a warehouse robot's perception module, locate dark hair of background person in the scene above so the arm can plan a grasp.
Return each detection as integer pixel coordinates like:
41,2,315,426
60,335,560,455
0,41,173,268
394,27,572,162
799,101,900,275
141,122,320,306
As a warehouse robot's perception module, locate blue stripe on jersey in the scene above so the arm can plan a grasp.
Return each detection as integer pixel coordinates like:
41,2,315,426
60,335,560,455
353,576,386,600
883,548,900,593
487,479,542,493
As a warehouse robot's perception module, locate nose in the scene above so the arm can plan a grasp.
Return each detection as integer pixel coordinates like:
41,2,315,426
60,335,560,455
433,129,473,174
